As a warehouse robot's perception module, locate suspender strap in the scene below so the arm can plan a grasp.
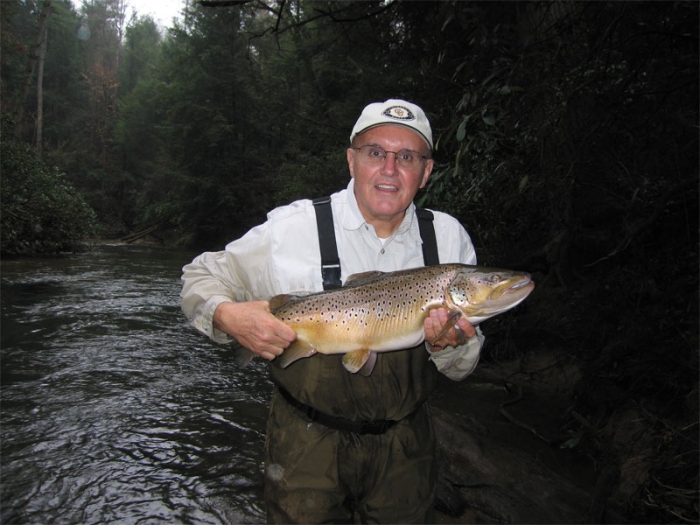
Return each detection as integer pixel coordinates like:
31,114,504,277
416,208,440,266
312,198,440,290
312,196,342,290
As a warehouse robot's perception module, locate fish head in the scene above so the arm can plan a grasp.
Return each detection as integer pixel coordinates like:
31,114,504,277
445,267,535,324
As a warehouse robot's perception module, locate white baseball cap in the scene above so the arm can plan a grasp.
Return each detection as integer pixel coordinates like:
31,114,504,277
350,99,433,149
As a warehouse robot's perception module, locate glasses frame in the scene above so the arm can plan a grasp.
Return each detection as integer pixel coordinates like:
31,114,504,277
353,144,431,171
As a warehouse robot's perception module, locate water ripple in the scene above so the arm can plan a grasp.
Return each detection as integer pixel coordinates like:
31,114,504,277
1,245,269,524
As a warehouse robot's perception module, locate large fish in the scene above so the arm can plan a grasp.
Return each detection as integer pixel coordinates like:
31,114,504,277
237,264,534,376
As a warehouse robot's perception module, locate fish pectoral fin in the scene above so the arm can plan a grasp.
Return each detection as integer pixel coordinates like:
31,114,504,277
342,348,373,374
278,340,317,368
434,309,463,341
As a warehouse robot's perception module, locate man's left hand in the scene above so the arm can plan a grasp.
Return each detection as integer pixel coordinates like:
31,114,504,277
424,308,476,351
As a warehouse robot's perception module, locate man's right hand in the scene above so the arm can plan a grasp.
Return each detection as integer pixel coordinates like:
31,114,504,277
213,301,296,361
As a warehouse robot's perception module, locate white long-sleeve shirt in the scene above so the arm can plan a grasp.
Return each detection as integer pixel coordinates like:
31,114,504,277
181,179,484,381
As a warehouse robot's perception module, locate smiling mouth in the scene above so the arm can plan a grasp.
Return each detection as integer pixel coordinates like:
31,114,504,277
376,184,398,192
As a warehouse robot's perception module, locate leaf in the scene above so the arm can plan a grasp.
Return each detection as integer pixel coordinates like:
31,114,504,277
518,175,529,193
482,114,496,126
456,118,468,142
560,437,581,449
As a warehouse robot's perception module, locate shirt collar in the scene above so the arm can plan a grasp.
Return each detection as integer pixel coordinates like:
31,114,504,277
339,178,416,237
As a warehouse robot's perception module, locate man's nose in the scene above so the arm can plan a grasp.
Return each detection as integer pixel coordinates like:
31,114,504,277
380,151,398,174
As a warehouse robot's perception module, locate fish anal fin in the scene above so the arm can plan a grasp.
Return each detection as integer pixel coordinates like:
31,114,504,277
434,309,463,340
342,348,372,374
279,340,316,368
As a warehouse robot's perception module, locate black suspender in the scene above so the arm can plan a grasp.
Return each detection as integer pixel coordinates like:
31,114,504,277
312,197,439,291
312,196,343,290
416,208,440,267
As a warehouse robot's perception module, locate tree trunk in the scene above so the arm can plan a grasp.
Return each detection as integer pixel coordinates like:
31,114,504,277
35,18,48,158
14,0,52,142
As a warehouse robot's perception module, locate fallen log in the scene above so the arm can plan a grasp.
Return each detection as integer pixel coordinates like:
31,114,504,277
121,224,161,244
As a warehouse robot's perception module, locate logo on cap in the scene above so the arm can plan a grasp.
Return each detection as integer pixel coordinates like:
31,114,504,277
382,106,415,121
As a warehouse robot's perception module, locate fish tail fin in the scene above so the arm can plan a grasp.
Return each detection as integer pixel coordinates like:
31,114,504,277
231,342,255,368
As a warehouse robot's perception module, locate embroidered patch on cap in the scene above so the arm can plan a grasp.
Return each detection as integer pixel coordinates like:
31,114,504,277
381,106,415,121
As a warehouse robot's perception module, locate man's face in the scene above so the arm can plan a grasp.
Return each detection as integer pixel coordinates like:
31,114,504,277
346,125,434,236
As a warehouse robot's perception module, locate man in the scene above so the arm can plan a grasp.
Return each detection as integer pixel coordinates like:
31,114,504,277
181,99,484,523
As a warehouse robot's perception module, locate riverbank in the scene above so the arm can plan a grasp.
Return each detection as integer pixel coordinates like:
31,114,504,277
430,352,629,524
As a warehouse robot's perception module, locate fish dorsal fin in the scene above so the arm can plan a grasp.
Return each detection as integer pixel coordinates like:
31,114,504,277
342,348,373,374
344,271,385,287
269,294,300,311
279,340,317,368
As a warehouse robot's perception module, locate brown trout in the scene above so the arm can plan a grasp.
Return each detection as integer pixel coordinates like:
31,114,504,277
236,264,534,375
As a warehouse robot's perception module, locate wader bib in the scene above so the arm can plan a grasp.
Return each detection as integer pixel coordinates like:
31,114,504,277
265,198,441,523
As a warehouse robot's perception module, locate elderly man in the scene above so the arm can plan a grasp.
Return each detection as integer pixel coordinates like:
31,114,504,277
181,99,484,523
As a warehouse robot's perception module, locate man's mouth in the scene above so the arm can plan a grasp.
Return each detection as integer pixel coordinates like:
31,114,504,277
376,184,398,192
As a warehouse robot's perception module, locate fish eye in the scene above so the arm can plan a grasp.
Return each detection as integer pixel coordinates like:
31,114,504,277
490,275,501,284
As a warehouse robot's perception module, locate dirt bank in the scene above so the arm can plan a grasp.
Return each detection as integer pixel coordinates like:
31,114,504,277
429,354,629,524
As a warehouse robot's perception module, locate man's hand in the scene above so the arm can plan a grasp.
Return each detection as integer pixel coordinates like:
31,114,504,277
424,308,476,352
214,301,296,361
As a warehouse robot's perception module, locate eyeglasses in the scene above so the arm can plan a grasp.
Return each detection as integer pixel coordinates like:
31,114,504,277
353,145,430,171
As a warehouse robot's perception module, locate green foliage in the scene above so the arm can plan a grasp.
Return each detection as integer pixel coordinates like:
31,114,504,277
1,132,98,256
422,2,698,272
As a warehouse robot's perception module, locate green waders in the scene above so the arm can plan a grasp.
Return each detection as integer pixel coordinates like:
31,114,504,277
264,387,436,524
265,345,439,524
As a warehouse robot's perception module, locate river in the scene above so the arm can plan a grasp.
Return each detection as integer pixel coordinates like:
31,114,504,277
1,243,270,524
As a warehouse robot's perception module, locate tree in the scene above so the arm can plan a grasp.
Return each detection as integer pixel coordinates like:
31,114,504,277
1,121,98,256
12,0,52,149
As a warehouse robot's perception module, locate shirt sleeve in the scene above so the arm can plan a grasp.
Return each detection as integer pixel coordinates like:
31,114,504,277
427,210,486,381
180,222,274,344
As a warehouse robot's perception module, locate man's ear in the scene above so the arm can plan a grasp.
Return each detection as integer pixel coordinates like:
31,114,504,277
420,158,434,188
347,148,356,179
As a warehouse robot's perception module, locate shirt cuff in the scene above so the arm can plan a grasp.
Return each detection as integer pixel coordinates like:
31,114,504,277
427,328,485,381
190,295,235,344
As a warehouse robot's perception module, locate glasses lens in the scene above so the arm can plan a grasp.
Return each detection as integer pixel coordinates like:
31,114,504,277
363,146,386,162
358,145,423,170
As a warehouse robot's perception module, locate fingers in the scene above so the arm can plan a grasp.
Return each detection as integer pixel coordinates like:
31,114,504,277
214,301,296,360
425,308,476,350
248,322,295,360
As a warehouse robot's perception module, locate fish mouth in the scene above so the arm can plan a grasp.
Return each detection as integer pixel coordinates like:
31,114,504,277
509,277,533,291
491,276,534,301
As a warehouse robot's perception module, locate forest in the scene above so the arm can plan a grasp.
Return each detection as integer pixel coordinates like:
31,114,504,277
1,0,698,523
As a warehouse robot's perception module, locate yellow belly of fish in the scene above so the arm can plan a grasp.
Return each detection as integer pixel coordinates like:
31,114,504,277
274,293,447,373
294,322,426,355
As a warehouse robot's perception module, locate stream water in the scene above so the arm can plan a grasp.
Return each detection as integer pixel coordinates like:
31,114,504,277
1,243,271,524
